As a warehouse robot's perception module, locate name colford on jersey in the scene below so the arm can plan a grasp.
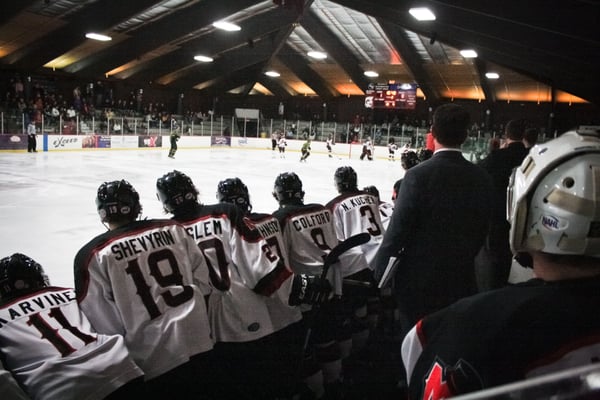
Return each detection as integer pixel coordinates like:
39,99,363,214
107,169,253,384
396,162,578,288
111,230,175,260
185,219,224,241
292,210,332,232
0,289,77,324
339,195,376,212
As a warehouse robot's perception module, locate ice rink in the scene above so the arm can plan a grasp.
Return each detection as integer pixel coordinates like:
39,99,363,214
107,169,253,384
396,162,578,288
0,146,404,287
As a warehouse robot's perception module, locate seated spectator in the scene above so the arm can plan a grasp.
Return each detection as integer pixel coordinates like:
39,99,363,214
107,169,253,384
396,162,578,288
401,130,600,399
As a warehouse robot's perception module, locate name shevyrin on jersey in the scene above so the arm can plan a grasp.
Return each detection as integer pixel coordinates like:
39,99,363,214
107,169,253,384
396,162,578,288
111,230,176,260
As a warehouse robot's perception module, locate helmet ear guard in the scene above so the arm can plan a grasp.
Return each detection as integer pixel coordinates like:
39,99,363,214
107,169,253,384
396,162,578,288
508,130,600,258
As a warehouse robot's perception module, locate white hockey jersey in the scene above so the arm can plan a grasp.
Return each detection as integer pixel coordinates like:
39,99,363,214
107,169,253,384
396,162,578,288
378,200,394,231
326,191,385,274
74,219,213,380
0,287,143,400
273,203,343,295
173,203,300,340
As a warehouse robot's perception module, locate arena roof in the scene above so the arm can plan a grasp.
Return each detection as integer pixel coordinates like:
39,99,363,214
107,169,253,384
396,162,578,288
1,0,598,105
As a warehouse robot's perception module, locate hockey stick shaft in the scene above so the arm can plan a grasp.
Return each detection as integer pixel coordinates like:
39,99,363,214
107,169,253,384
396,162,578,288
294,232,371,393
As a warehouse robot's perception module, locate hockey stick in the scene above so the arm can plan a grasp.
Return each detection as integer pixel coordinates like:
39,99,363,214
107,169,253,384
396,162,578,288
293,232,371,395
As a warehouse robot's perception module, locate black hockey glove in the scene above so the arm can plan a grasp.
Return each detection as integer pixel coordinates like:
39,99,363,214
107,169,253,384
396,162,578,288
289,274,332,306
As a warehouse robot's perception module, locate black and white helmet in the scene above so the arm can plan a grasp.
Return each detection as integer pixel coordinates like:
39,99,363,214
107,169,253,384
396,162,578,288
96,179,142,223
273,172,304,204
156,170,199,214
334,166,358,193
216,177,252,213
0,253,49,303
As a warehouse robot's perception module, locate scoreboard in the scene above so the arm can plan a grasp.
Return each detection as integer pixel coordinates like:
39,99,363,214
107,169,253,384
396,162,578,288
364,82,417,110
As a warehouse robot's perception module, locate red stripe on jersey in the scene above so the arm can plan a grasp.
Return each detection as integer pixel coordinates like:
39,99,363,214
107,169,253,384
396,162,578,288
253,260,293,297
416,319,427,346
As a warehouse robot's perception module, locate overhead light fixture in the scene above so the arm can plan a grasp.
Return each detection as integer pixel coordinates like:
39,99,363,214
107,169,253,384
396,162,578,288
308,51,327,60
409,7,436,21
364,70,379,78
85,33,112,41
194,55,214,62
212,21,241,32
485,72,500,79
265,71,280,77
460,49,478,58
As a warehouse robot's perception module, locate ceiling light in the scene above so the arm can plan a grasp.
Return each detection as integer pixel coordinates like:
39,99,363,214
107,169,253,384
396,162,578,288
85,33,112,41
194,55,214,62
460,49,478,58
212,21,241,32
308,51,327,60
409,7,436,21
265,71,280,77
485,72,500,79
364,71,379,78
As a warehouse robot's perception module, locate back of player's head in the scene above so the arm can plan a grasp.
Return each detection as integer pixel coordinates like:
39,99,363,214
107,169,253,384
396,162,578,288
363,185,380,200
504,119,527,141
217,177,252,214
391,179,402,201
417,148,433,162
156,170,199,215
432,103,470,147
334,166,358,193
96,179,142,224
273,172,304,205
0,253,49,303
508,130,600,260
401,151,420,170
523,127,539,148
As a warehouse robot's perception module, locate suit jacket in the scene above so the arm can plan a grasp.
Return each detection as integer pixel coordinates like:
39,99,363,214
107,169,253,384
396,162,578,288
374,150,493,325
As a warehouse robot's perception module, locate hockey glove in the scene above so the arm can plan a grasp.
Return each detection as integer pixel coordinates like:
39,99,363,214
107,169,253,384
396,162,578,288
289,274,332,306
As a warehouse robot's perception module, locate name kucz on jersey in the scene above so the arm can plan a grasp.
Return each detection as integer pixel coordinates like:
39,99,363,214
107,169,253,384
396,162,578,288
111,230,175,260
340,196,375,212
0,289,75,327
293,211,332,232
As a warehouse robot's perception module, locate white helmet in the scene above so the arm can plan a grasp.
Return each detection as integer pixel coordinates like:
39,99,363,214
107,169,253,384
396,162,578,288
508,130,600,257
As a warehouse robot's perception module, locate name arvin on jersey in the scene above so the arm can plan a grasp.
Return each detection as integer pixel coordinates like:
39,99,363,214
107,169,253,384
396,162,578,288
0,289,75,326
111,230,175,260
339,195,376,212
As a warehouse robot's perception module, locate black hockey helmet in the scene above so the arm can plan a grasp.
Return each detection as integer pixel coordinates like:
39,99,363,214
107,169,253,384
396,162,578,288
156,170,199,214
273,172,305,205
400,151,420,170
363,185,380,199
96,179,142,224
0,253,49,303
334,166,358,193
216,177,252,213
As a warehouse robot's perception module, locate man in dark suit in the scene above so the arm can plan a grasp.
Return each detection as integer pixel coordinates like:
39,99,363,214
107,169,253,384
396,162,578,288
374,103,493,335
475,119,530,291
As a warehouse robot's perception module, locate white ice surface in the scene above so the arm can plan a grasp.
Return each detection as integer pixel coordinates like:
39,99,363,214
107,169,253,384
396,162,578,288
0,147,404,287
